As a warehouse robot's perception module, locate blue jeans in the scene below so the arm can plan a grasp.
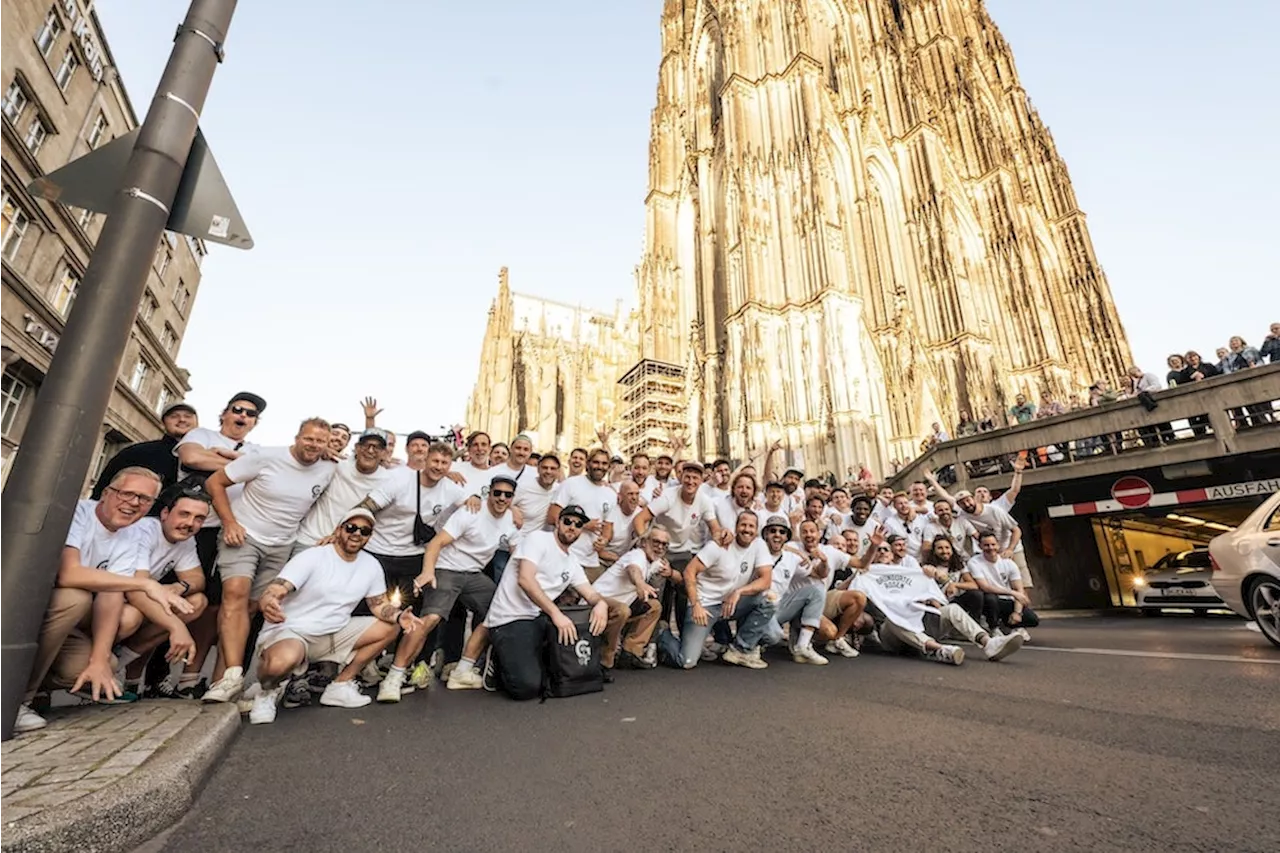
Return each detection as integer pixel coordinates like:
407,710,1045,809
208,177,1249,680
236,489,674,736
657,593,776,669
762,585,825,646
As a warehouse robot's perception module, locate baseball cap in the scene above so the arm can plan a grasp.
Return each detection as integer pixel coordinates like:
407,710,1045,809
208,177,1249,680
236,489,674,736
490,474,518,491
680,461,705,474
356,428,388,447
341,507,376,526
885,533,905,544
764,480,786,491
162,400,197,418
762,515,792,536
226,392,266,414
559,504,590,524
783,467,804,478
953,490,974,501
405,430,432,445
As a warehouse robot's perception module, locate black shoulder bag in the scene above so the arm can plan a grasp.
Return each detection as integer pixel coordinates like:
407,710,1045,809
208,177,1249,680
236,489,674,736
413,472,437,546
541,606,603,700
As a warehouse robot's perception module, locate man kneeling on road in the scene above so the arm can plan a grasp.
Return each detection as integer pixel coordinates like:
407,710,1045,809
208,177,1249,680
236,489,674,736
447,505,608,698
376,475,520,702
591,528,668,672
248,509,422,723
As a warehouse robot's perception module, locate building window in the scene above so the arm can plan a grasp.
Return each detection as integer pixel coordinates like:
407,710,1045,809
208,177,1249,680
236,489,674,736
173,281,190,315
161,324,177,354
34,8,63,57
139,291,157,322
2,81,29,123
24,117,48,154
163,231,176,250
155,243,171,277
87,111,107,148
156,386,173,416
53,48,79,92
129,358,150,394
1,369,29,438
51,266,79,317
2,193,32,261
185,235,206,264
77,206,94,230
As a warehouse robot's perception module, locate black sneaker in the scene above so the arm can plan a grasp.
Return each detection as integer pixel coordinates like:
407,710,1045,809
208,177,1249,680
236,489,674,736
281,677,312,709
615,650,654,670
305,661,339,694
601,667,615,684
481,652,497,693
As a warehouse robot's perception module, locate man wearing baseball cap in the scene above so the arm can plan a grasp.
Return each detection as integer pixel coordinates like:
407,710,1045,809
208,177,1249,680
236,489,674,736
246,508,423,724
92,400,199,501
295,429,392,553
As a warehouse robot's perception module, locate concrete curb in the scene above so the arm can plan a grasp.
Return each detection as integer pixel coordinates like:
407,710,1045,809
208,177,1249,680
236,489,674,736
2,705,241,853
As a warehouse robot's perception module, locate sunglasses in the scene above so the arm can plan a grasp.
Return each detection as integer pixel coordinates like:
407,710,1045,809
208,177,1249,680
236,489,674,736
490,490,515,499
342,523,373,536
230,405,259,418
560,517,586,529
106,486,157,506
650,541,670,549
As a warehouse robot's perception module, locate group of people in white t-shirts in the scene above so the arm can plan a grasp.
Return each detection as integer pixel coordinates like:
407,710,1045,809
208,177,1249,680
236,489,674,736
13,396,1041,734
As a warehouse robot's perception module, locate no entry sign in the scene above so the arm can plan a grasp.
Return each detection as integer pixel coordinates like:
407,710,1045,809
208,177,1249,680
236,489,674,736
1111,476,1154,509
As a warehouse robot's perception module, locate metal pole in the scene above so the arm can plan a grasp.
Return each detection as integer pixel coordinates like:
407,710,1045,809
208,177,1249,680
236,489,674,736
0,0,238,740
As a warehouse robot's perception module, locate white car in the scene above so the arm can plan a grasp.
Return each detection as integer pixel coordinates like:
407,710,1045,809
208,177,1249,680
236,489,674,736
1208,491,1280,648
1132,549,1224,613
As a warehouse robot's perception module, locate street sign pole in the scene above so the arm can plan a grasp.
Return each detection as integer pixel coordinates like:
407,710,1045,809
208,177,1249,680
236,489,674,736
0,0,238,740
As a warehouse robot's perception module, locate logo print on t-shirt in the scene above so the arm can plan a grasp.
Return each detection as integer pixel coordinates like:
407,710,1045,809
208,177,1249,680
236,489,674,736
432,504,443,516
739,560,748,574
311,484,323,497
560,571,570,583
498,534,509,550
481,485,491,497
96,560,109,569
601,503,611,516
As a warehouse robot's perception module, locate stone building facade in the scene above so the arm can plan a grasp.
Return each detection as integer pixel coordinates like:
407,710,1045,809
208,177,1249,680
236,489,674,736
466,268,638,455
2,0,206,488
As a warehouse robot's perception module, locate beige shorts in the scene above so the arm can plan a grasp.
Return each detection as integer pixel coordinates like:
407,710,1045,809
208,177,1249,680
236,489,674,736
823,589,846,621
257,616,376,673
1011,549,1032,587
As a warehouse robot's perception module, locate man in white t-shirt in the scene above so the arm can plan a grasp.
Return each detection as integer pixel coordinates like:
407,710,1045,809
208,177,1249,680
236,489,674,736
592,528,668,671
641,454,678,503
789,520,865,659
512,453,561,538
15,468,193,734
881,492,929,560
566,447,589,479
448,506,609,699
966,532,1038,638
597,479,643,569
698,459,732,504
248,508,421,724
115,489,213,696
548,449,616,573
714,472,765,535
374,475,520,702
836,496,878,565
756,516,829,665
295,429,391,552
452,430,495,498
655,511,774,670
921,497,977,564
907,481,932,517
203,418,338,704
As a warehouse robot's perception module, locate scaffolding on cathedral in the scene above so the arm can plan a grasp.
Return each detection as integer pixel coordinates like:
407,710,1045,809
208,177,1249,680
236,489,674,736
617,359,686,459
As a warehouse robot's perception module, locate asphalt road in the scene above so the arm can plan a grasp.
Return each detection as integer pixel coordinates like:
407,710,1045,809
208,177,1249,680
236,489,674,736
140,616,1278,853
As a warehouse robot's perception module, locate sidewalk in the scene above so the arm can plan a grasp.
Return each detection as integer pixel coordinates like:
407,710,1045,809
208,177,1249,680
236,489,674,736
1,702,239,853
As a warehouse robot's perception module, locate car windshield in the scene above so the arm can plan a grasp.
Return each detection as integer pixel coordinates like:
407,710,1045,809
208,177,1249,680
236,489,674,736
1150,550,1211,572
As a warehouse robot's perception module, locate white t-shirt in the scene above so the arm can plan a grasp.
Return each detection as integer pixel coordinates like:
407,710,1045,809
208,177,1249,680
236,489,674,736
990,493,1024,553
790,543,851,592
296,457,391,547
484,530,587,628
175,427,256,528
604,503,641,554
767,548,805,597
551,475,616,568
641,475,677,504
691,537,771,607
714,495,764,537
513,475,557,540
962,504,1020,551
222,447,337,547
262,545,385,638
366,467,469,557
965,554,1023,595
593,547,657,606
872,500,896,524
881,513,929,560
922,517,977,560
840,519,878,561
453,460,496,498
131,516,199,580
646,489,717,553
65,499,142,576
698,483,730,504
436,508,518,573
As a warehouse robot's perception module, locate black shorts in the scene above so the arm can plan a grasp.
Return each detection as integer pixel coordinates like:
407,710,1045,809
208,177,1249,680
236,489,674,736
359,552,423,615
195,527,221,605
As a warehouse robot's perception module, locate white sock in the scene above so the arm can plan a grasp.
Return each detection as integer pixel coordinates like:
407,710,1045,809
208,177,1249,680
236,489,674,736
455,657,476,676
116,646,141,667
388,665,405,676
798,627,815,648
222,665,243,681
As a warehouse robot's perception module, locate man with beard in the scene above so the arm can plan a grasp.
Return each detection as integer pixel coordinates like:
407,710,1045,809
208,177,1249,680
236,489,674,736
881,492,929,560
758,516,829,665
202,419,338,703
966,533,1038,637
486,434,538,580
295,429,392,553
591,528,668,671
787,520,865,658
92,401,199,500
699,459,732,503
513,453,561,534
549,449,615,576
921,497,976,564
328,423,352,457
452,431,494,498
656,511,775,670
171,391,265,697
249,509,421,723
643,454,678,502
714,472,765,534
448,507,609,699
598,479,643,569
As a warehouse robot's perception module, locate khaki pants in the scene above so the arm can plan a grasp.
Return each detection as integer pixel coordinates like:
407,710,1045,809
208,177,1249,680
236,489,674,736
25,588,102,700
602,598,662,668
878,603,985,654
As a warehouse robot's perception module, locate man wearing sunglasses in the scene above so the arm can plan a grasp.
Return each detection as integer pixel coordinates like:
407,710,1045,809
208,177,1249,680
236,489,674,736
295,429,392,555
591,528,669,671
448,506,608,697
14,468,194,734
247,509,423,724
375,475,520,702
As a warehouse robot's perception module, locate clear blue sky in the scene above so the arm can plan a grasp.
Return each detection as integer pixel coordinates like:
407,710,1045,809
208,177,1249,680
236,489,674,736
97,1,1277,445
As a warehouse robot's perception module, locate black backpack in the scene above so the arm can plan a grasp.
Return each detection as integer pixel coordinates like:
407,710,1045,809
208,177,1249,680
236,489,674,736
541,606,603,700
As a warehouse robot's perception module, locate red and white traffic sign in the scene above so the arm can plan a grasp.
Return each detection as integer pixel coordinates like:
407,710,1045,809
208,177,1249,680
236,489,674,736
1111,476,1154,509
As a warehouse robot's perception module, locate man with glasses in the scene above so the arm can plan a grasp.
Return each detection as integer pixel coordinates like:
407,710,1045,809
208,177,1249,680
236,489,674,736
92,401,199,500
375,475,520,702
447,505,608,698
295,429,392,555
202,418,338,704
14,468,193,733
592,528,668,671
247,509,423,724
758,517,830,665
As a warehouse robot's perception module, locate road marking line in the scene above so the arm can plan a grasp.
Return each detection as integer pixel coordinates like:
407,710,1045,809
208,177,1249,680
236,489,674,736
1025,646,1280,665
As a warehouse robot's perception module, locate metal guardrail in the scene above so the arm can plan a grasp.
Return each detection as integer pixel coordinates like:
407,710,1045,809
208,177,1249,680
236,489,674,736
886,363,1280,492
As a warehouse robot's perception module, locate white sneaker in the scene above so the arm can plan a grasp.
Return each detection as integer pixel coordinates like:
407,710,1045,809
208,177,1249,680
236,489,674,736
983,632,1024,661
825,638,860,659
376,668,405,703
446,668,483,690
1014,627,1032,643
641,644,657,667
248,686,281,725
927,644,965,666
14,703,47,733
202,668,244,703
321,679,372,709
792,645,829,665
722,645,768,669
236,682,262,714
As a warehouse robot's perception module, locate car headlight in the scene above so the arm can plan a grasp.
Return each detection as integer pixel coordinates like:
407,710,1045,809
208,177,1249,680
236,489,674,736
1132,576,1146,588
